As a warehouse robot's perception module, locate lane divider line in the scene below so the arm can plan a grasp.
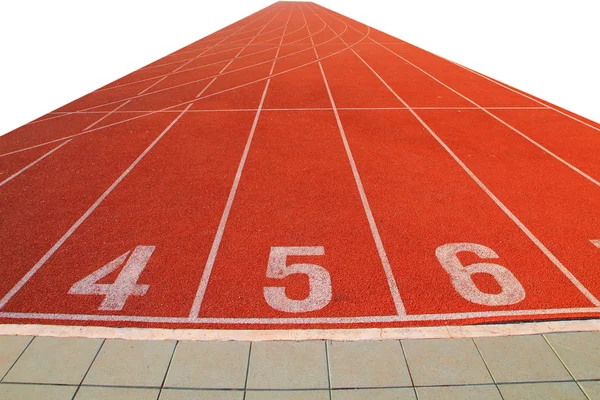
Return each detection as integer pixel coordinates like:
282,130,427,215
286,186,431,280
302,4,405,315
0,104,193,310
0,139,72,188
345,34,600,308
188,4,295,319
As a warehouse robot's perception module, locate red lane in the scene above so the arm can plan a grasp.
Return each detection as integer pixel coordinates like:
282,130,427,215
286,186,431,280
0,144,66,184
378,42,541,107
198,110,398,319
54,79,175,113
338,110,593,314
0,113,178,301
229,46,279,71
320,47,399,108
490,109,600,179
0,113,112,154
185,48,241,70
4,112,260,317
120,65,226,112
417,108,600,302
353,42,471,107
266,63,330,109
102,61,189,90
191,82,267,110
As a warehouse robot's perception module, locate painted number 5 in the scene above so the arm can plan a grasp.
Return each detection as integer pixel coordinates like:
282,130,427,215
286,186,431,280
264,246,332,313
436,243,525,306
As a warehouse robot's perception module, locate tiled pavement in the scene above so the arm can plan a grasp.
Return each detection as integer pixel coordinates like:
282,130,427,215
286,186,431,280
0,332,599,399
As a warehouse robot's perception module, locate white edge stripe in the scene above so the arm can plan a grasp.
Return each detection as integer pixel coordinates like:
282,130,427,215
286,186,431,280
0,314,599,341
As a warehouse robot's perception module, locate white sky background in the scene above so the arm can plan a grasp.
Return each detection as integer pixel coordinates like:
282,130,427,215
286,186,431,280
0,0,598,135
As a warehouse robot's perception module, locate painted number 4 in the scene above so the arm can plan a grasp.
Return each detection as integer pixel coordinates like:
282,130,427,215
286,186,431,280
69,246,155,311
264,246,332,313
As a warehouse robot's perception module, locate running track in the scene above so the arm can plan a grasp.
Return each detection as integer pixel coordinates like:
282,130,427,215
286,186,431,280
1,2,600,333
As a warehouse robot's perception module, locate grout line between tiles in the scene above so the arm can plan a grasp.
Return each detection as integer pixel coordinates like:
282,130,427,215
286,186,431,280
0,336,34,382
325,341,332,400
242,342,252,400
472,337,505,400
71,339,105,400
398,340,419,399
542,334,591,400
156,340,179,400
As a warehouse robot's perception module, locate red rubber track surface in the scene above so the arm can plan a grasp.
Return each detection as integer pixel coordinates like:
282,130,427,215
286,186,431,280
1,2,600,330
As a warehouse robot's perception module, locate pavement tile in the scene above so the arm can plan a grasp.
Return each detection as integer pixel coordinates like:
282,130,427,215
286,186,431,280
580,381,600,399
498,382,587,399
160,389,244,399
402,338,493,386
245,390,330,399
83,339,175,387
474,335,571,383
416,385,502,400
246,341,329,389
328,340,411,388
3,336,102,384
0,336,32,378
333,387,416,399
0,383,77,399
165,341,249,389
76,386,160,399
545,332,600,380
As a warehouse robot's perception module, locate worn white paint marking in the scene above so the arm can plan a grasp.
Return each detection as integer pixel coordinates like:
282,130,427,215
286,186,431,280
0,139,72,188
436,243,525,306
68,246,155,311
349,47,600,307
264,246,331,313
0,104,193,310
591,239,600,248
306,10,405,315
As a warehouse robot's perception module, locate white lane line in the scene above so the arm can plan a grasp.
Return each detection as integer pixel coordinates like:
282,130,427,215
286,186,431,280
6,8,281,161
347,45,600,307
138,9,284,96
30,9,332,123
304,5,405,315
371,40,600,188
444,58,600,134
0,104,193,310
47,106,550,115
188,5,295,319
1,19,363,159
0,140,72,188
1,306,600,326
83,100,131,132
188,82,270,320
92,8,290,96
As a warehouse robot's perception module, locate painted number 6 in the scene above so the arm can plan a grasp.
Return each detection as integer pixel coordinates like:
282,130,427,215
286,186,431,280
264,246,332,313
436,243,525,306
